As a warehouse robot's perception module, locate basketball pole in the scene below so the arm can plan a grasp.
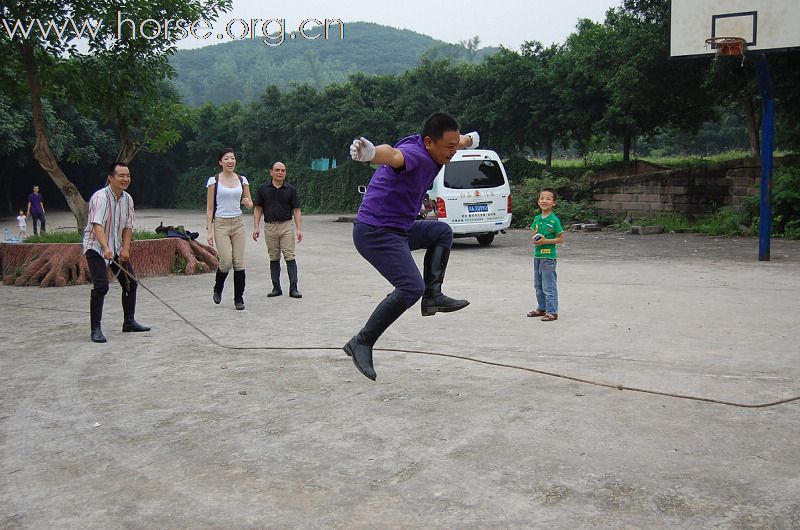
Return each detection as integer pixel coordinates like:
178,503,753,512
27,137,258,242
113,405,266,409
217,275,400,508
752,53,775,261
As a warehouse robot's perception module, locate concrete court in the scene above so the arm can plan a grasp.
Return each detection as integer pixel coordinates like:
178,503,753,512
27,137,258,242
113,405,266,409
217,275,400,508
1,209,799,529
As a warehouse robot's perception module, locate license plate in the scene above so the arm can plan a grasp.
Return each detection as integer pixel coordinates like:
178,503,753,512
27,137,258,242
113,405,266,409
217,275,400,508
467,204,488,213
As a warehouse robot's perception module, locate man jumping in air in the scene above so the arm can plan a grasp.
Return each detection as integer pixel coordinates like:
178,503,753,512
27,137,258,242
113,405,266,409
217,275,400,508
345,112,479,380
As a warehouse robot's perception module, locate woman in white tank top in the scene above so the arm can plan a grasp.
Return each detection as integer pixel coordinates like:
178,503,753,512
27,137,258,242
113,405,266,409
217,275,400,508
205,148,253,310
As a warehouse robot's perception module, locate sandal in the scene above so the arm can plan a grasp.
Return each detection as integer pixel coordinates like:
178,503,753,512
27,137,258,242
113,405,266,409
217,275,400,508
527,309,546,318
541,313,558,321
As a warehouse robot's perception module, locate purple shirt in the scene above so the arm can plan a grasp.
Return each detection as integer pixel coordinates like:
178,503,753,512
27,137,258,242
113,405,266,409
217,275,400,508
356,135,441,230
28,192,44,215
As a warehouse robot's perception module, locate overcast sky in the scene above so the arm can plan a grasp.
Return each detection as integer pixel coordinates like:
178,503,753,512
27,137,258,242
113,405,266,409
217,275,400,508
178,0,621,51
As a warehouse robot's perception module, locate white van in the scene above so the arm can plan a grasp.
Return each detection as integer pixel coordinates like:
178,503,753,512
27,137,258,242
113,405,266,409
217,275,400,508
428,149,512,245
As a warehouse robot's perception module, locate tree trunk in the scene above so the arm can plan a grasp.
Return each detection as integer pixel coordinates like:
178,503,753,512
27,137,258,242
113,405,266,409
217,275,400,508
1,161,12,215
545,137,553,168
19,41,88,232
1,239,218,287
622,134,632,162
116,118,141,164
742,96,760,160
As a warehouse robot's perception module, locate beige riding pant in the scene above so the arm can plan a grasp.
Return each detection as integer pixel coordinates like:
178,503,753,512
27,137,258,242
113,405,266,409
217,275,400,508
264,220,296,261
214,216,246,272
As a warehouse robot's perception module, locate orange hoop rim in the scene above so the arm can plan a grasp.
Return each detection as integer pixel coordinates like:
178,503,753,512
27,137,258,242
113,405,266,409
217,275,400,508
705,36,747,56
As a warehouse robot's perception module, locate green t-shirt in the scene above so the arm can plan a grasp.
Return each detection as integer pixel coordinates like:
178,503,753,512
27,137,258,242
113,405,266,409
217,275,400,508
530,212,564,259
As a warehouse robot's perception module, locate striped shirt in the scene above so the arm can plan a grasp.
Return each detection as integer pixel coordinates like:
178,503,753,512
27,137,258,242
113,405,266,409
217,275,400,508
82,186,135,257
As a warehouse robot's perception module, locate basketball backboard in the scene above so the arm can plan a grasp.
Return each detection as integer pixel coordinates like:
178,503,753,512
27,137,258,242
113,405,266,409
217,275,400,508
670,0,800,57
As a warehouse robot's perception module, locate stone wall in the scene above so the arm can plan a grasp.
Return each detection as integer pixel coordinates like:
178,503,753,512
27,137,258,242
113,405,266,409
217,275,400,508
591,159,765,218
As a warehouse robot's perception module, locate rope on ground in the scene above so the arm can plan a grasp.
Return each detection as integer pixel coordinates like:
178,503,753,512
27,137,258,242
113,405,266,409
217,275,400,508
117,262,800,409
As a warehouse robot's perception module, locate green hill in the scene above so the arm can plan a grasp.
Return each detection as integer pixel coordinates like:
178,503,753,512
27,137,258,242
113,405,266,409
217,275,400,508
170,22,497,106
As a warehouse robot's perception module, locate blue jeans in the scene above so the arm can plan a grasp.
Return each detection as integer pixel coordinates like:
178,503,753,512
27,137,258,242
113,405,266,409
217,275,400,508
533,258,558,314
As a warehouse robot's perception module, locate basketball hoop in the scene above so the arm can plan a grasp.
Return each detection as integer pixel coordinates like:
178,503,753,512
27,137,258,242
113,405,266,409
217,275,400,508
705,37,747,66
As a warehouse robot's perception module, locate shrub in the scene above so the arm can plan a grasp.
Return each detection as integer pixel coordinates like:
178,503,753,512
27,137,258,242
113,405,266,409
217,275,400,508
771,166,800,235
508,157,597,228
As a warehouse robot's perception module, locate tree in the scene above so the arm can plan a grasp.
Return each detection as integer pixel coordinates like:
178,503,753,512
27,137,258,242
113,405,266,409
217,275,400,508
473,49,537,156
520,42,577,167
561,20,612,159
603,1,715,160
2,0,231,230
394,58,469,135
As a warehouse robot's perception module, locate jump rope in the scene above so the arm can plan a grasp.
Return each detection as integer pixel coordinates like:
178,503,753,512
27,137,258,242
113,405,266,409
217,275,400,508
104,259,799,409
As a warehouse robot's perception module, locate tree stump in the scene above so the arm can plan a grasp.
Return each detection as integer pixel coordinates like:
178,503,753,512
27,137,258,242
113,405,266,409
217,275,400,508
0,239,218,287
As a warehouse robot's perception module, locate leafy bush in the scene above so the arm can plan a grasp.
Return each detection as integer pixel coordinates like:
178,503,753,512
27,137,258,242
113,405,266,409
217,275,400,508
771,166,800,236
508,157,597,228
695,207,749,236
504,156,588,185
729,166,800,239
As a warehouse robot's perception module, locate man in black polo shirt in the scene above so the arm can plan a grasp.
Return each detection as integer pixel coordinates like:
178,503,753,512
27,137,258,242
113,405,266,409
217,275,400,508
252,161,304,298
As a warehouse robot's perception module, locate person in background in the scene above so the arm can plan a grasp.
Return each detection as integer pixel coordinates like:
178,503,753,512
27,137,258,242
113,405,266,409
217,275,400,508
16,209,27,239
206,148,253,310
252,161,304,299
26,185,46,235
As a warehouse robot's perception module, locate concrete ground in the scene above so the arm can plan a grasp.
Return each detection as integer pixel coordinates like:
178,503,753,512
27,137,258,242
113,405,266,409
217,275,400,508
1,209,799,529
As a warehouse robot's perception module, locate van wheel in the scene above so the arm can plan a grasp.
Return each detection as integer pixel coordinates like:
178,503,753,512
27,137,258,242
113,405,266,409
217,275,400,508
476,234,494,246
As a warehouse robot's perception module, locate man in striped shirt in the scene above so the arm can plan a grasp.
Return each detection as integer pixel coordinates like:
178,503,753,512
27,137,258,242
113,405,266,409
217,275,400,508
82,162,150,343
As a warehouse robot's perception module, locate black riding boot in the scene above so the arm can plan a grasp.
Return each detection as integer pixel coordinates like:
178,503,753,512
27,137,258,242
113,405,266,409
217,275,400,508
267,260,282,297
287,259,302,298
343,291,408,381
233,269,246,310
90,289,107,343
420,245,470,316
122,284,151,332
213,269,228,304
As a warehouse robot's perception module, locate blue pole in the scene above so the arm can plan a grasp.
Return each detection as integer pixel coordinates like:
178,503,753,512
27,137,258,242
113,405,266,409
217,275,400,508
752,54,775,261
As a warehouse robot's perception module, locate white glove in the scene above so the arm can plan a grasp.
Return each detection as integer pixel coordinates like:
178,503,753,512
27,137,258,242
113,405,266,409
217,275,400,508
350,136,376,162
466,131,480,149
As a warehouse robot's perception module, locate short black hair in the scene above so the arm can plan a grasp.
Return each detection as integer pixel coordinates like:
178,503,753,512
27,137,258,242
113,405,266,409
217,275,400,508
540,188,557,201
421,112,460,141
217,148,235,162
107,162,128,176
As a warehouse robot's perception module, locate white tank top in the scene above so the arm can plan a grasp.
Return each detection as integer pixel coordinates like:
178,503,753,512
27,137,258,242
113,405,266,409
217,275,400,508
207,175,249,218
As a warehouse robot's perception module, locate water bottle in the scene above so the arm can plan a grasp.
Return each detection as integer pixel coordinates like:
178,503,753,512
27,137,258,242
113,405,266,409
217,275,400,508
3,228,9,241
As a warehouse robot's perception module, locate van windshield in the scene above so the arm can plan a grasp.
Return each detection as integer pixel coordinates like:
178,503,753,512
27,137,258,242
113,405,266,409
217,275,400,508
442,159,506,189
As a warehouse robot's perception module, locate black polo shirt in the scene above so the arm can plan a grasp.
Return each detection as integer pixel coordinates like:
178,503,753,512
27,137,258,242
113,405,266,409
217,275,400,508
254,182,301,222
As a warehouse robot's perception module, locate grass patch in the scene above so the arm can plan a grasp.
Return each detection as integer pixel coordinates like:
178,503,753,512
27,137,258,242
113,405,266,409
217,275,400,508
540,150,793,170
131,229,168,240
624,213,696,233
23,231,83,243
617,209,756,237
23,229,165,244
641,150,754,168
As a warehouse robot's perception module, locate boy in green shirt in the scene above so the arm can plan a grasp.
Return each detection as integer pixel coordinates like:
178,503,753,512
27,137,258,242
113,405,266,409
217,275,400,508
528,188,564,321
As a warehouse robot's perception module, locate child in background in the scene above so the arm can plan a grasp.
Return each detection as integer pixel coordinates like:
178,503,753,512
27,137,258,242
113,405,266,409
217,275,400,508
16,209,27,239
528,188,564,321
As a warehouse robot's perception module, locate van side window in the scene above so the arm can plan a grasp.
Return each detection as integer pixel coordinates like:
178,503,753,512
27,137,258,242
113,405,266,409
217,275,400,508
443,160,506,189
